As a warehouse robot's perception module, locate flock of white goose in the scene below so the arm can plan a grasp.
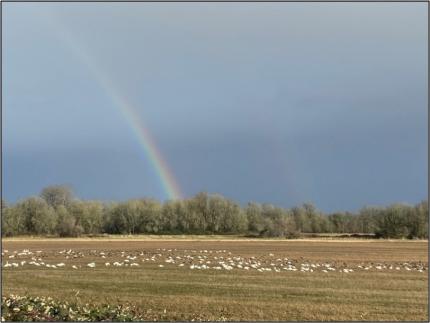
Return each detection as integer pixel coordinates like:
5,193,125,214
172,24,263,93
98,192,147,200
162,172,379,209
2,248,427,274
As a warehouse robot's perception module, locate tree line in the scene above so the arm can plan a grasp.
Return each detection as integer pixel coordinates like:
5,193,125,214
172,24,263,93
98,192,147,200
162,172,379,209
1,185,428,239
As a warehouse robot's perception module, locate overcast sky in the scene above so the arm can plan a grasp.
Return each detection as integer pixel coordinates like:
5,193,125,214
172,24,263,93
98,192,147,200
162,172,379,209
3,3,428,212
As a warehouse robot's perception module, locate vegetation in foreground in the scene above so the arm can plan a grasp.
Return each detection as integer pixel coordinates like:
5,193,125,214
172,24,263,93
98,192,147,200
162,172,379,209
2,185,428,239
1,295,176,322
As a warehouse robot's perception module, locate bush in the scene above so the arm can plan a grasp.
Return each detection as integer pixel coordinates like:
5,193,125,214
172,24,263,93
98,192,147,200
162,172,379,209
1,295,145,322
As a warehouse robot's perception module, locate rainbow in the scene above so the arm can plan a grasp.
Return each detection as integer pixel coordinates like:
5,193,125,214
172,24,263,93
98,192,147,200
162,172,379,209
53,20,182,200
106,89,182,201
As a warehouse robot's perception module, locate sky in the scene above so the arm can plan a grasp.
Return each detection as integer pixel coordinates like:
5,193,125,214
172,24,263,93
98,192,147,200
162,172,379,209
2,3,428,212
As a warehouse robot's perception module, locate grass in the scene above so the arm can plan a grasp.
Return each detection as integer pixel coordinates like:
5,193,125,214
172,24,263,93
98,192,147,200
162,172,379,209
2,238,428,321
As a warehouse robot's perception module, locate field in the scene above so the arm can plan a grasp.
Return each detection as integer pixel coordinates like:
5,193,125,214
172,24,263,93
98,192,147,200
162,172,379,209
2,237,428,321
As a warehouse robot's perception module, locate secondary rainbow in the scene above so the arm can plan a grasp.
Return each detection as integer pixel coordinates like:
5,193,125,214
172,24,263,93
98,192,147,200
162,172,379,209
55,23,182,200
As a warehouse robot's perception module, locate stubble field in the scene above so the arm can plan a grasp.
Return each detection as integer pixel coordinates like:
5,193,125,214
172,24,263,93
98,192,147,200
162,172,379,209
2,238,428,321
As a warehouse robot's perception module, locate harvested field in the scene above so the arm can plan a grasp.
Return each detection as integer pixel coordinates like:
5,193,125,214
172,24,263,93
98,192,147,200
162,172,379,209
2,238,428,321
